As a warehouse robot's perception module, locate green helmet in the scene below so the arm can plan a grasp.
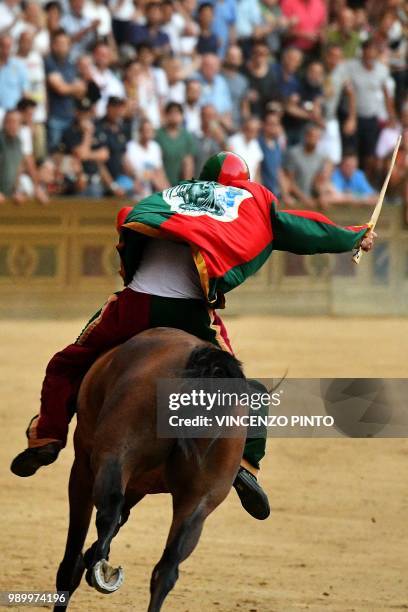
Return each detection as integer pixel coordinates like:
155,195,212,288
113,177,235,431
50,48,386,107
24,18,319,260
199,151,250,184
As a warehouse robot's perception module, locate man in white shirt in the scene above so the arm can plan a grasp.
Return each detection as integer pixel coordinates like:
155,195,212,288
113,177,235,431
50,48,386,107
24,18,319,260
91,41,125,118
346,39,396,174
183,79,202,136
227,117,264,180
123,119,169,197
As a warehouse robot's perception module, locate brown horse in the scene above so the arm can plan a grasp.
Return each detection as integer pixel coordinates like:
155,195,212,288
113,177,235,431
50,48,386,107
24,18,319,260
55,327,246,612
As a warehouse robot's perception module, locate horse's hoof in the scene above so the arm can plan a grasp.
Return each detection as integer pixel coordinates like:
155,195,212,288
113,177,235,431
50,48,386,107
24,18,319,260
91,559,124,594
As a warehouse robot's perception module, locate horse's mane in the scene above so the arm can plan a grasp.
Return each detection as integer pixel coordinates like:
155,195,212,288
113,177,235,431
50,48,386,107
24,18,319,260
184,345,244,380
176,345,245,466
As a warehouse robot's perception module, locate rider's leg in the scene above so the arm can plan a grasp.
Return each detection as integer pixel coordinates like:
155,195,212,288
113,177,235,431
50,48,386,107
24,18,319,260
11,289,152,476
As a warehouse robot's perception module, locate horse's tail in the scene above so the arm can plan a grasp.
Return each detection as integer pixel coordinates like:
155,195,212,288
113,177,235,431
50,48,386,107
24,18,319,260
176,345,245,465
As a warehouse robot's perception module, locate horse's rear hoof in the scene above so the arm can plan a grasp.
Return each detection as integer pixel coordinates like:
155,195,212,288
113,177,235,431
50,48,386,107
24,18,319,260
91,559,124,594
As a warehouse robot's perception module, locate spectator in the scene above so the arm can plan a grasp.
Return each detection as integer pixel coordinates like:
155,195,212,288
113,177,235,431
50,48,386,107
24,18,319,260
163,56,186,104
172,0,199,68
16,98,49,203
161,0,187,56
211,0,236,59
243,40,279,118
194,103,226,175
260,0,293,54
235,0,272,57
83,0,114,39
0,110,25,204
373,9,407,113
346,38,396,175
318,43,356,165
284,123,329,207
227,116,263,180
323,151,377,206
387,129,407,220
44,1,63,46
59,98,109,196
0,34,28,116
376,102,408,163
122,58,142,139
326,7,361,59
136,42,168,128
258,110,288,199
283,59,325,146
155,101,195,184
196,53,233,130
128,2,171,59
12,2,50,57
272,47,303,100
76,55,102,107
281,0,327,53
109,0,135,46
60,0,99,62
44,29,86,151
16,30,47,160
0,0,21,35
222,44,249,130
123,118,169,197
196,3,219,56
96,96,130,196
91,41,125,118
183,79,202,136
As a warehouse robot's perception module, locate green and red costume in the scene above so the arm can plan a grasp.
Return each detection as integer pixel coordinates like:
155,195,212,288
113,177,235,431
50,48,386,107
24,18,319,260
28,179,367,472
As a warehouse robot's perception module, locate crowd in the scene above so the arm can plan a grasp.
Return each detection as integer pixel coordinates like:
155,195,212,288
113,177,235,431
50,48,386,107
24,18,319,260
0,0,406,216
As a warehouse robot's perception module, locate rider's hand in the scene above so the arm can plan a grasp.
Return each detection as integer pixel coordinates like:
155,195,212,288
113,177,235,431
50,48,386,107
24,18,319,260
360,229,377,252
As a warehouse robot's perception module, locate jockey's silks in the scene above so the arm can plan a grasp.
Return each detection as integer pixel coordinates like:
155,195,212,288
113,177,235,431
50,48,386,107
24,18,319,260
121,180,368,305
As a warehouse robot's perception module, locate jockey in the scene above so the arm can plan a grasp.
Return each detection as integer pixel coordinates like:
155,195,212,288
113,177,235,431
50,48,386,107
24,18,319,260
11,152,376,521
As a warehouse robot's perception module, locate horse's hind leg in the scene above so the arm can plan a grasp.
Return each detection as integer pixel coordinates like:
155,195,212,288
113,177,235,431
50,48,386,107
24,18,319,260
85,455,126,594
147,481,231,612
55,454,93,610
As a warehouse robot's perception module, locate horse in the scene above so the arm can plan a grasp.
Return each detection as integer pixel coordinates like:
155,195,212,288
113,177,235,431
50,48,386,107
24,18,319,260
54,326,247,612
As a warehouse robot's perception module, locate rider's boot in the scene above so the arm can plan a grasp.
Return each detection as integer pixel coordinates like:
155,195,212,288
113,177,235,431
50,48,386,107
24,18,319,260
233,466,270,520
10,415,62,478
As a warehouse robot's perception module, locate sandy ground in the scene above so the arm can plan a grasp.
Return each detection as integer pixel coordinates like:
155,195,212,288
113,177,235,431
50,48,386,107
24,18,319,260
1,316,408,612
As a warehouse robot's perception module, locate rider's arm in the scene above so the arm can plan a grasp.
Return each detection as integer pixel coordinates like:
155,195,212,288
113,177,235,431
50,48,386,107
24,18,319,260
271,207,368,254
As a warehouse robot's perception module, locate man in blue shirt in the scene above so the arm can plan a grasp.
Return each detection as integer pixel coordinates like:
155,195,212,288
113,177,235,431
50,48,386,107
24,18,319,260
128,2,170,58
0,34,28,112
196,53,233,130
44,29,86,151
258,110,287,199
210,0,236,59
331,152,377,205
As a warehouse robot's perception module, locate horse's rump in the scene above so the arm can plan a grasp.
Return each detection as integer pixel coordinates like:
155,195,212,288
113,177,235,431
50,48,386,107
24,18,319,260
75,327,245,493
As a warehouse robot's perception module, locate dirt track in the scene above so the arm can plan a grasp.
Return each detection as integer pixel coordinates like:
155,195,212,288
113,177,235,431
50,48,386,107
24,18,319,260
1,316,408,612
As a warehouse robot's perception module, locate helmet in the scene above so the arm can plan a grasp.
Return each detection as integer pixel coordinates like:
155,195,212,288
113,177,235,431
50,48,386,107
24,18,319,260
199,151,250,184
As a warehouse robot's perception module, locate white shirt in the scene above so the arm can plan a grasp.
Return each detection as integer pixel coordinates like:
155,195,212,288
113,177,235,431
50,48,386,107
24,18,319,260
227,133,264,180
19,50,47,123
108,0,135,20
184,103,202,136
84,1,112,36
167,81,186,105
19,125,33,156
129,239,203,299
162,12,186,55
0,2,20,33
125,139,163,176
91,67,125,117
137,68,168,128
346,59,390,118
